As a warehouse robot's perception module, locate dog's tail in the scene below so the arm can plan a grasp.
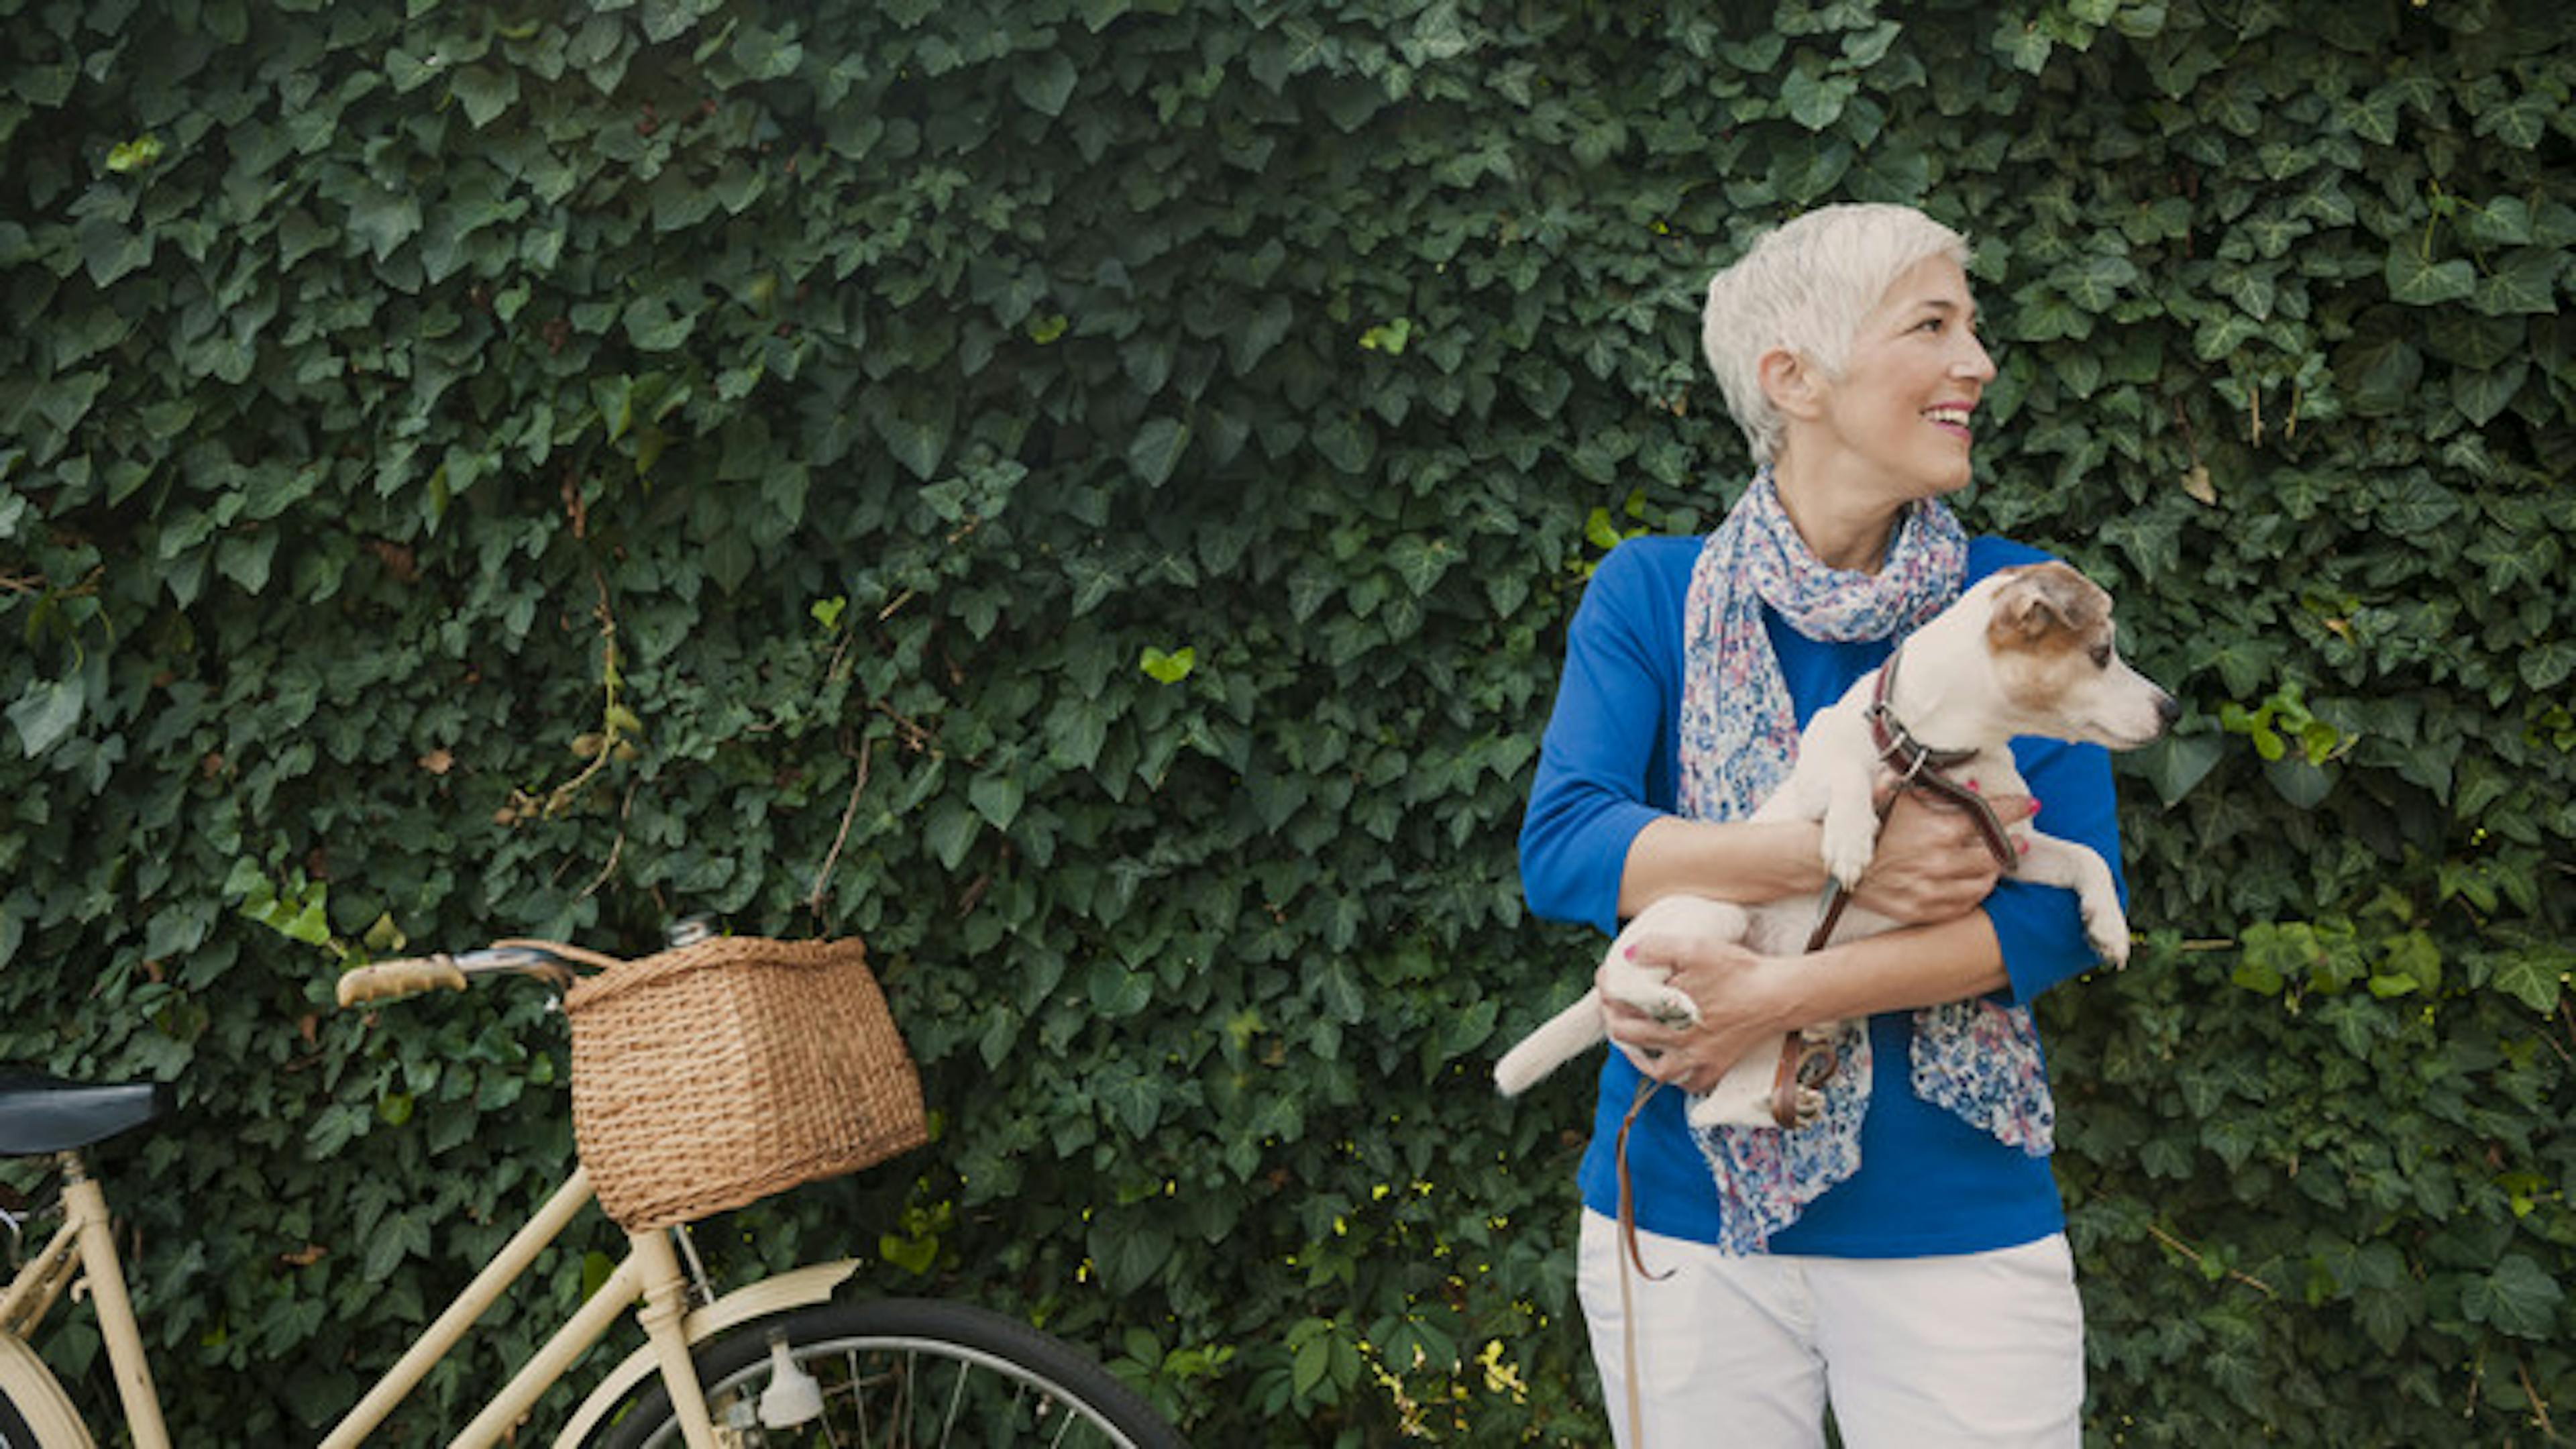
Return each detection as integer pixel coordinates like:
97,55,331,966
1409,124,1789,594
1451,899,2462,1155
1493,989,1607,1097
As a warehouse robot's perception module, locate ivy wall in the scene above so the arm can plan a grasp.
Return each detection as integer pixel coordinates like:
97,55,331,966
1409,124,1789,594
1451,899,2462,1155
3,0,2572,1443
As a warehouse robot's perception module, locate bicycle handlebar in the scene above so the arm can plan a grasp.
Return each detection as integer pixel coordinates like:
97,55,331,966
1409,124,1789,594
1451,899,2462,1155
333,946,580,1009
335,956,469,1007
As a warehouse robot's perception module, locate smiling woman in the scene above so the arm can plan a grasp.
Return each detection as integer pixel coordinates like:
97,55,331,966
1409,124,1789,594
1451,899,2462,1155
1516,203,2122,1449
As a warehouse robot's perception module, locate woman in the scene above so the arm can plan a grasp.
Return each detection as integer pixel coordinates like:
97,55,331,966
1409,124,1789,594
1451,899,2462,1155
1517,203,2123,1446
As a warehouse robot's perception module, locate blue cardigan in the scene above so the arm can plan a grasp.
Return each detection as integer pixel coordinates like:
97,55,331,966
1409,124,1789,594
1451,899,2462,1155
1517,533,2127,1257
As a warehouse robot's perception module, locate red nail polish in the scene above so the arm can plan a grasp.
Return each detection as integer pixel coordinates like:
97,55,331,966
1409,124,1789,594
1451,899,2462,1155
2028,798,2043,817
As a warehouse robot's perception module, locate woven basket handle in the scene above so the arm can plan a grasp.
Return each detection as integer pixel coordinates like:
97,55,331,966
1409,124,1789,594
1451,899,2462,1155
543,935,870,1010
492,938,632,973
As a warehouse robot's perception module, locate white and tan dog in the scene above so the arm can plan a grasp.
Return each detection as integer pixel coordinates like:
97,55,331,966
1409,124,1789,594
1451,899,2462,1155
1495,561,2178,1130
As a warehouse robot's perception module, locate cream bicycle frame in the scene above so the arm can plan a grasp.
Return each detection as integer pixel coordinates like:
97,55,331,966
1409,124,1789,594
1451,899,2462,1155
0,1150,845,1449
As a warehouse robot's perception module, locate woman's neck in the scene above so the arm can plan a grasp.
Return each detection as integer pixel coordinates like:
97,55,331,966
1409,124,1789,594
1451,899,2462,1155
1769,456,1900,572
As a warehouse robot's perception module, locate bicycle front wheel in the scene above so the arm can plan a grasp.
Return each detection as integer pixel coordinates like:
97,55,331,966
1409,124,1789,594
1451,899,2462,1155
595,1297,1187,1449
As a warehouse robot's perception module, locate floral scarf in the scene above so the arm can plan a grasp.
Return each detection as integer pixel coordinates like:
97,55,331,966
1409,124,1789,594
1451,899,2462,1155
1677,469,2054,1254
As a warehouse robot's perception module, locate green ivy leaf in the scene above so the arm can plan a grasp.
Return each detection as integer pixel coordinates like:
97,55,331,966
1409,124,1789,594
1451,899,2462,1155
78,219,152,286
1138,646,1195,684
2384,250,2476,307
1012,50,1079,117
968,769,1023,831
1127,417,1189,488
2126,733,2224,807
923,801,981,870
449,66,517,127
104,133,162,173
2471,250,2559,315
871,390,955,482
2462,1254,2565,1340
621,293,697,351
2451,360,2527,427
1086,959,1152,1017
343,184,422,262
1781,62,1854,131
1088,1214,1174,1295
2485,949,2566,1014
7,678,83,757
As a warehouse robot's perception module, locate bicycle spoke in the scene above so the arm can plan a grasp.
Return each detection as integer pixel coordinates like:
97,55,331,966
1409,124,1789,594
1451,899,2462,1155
938,1353,969,1449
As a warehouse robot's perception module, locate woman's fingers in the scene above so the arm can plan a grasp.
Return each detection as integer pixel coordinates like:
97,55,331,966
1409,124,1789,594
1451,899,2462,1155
1854,787,2033,921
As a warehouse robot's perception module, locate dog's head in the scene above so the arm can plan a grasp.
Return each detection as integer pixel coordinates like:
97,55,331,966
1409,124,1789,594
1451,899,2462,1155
1982,562,2179,750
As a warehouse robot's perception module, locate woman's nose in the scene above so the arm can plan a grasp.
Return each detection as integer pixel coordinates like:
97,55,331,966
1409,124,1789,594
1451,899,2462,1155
1955,331,1997,382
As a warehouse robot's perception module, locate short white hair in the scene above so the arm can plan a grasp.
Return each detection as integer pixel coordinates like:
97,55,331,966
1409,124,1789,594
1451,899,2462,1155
1700,204,1972,464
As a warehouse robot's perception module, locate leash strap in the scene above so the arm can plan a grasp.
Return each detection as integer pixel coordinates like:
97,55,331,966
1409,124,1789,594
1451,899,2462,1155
1614,1075,1668,1449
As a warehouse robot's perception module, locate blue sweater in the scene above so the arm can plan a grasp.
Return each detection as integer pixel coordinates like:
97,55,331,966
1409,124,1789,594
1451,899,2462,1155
1517,534,2125,1257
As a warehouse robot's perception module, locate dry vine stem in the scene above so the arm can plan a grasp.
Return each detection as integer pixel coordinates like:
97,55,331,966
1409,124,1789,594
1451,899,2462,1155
2145,1222,2277,1299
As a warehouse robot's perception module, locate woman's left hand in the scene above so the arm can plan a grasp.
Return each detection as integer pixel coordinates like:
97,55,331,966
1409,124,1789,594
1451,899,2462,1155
1599,931,1793,1095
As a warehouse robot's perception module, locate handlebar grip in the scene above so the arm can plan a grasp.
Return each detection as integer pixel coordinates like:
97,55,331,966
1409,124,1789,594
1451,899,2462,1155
335,955,470,1008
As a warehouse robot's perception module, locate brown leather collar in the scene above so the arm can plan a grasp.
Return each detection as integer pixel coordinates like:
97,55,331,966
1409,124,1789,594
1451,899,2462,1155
1864,643,2019,872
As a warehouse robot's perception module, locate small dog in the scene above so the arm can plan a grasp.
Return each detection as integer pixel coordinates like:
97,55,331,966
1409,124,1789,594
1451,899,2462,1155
1495,561,2178,1130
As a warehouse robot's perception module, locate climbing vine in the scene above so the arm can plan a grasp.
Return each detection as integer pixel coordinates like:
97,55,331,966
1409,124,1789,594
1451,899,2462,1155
3,1,2571,1442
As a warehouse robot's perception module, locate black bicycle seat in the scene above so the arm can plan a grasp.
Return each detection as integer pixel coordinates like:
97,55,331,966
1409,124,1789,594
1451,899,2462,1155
0,1069,171,1156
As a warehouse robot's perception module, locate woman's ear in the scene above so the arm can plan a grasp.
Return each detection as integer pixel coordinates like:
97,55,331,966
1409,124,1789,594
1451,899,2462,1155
1758,347,1826,421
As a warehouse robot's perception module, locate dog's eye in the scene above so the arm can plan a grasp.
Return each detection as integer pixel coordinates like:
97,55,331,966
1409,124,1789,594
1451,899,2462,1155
2090,644,2113,669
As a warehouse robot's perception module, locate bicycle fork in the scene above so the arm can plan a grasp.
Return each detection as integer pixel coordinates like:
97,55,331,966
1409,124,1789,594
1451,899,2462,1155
0,1151,174,1449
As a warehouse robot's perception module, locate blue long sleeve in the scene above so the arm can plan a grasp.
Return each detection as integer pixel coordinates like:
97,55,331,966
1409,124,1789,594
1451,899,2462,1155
1517,539,1693,938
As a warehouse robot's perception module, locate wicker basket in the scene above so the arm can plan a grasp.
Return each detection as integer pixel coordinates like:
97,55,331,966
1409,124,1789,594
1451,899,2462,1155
532,934,926,1231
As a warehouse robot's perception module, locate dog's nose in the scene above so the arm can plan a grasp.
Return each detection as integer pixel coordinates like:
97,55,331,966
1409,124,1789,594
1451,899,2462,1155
2155,691,2182,729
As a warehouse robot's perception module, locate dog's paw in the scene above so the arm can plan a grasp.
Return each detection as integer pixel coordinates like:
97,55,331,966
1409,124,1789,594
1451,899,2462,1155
1818,812,1878,891
2080,895,2133,967
1602,967,1699,1028
2089,922,2133,967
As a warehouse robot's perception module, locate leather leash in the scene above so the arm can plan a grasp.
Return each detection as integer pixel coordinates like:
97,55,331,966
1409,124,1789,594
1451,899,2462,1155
1608,643,2022,1448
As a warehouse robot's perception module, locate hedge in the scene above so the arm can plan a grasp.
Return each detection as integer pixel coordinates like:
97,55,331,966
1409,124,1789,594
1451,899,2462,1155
2,0,2571,1444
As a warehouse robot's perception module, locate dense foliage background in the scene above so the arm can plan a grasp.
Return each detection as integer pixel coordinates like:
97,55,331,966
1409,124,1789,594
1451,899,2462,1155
3,0,2571,1443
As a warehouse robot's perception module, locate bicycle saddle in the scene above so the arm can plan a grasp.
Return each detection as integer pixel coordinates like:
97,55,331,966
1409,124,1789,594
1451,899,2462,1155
0,1069,171,1156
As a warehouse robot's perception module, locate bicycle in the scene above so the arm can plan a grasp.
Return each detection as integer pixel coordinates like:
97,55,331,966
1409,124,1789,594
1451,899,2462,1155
0,932,1189,1448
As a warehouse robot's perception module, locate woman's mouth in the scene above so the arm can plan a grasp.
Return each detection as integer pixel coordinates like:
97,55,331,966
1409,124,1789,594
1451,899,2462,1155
1925,404,1974,438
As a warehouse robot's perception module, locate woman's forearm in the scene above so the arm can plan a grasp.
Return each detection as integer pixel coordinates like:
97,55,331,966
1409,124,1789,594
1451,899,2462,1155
1618,814,1829,918
1770,910,2010,1029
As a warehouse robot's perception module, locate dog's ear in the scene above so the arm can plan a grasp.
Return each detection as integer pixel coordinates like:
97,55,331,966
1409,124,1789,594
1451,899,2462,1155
1989,564,2104,646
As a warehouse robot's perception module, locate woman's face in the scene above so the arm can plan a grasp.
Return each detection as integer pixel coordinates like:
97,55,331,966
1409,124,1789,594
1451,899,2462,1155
1803,254,1996,500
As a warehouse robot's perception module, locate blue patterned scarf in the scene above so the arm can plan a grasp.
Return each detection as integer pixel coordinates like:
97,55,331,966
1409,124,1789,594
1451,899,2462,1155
1678,470,2053,1253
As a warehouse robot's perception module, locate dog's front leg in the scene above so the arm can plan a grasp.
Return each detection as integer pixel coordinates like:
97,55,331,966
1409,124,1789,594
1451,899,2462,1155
2015,833,2131,965
1812,743,1886,892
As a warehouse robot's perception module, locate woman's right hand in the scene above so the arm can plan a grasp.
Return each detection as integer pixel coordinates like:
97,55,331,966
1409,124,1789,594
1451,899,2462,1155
1847,785,2036,924
1599,932,1794,1095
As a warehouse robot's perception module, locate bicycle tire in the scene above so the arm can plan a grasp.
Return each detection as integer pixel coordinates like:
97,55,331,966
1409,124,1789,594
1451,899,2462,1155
0,1385,52,1449
591,1297,1189,1449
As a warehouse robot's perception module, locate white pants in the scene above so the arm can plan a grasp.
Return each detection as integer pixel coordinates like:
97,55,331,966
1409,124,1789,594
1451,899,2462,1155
1576,1211,2084,1449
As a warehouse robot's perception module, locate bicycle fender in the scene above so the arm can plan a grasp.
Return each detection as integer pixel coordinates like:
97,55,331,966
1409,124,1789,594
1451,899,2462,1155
549,1258,860,1448
1,1334,95,1448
